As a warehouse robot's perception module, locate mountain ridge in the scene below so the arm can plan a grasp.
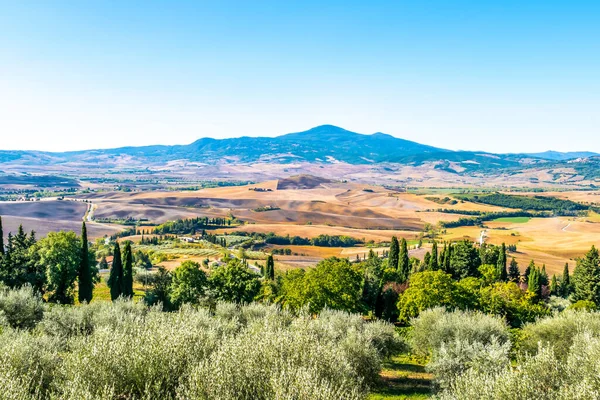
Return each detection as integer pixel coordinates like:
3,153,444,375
0,125,596,169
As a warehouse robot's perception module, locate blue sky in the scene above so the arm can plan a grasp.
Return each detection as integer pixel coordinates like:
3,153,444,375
1,1,598,152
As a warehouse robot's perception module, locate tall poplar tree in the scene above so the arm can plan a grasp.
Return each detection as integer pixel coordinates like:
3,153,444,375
389,237,399,271
78,222,94,304
122,241,134,298
108,242,123,301
398,238,410,282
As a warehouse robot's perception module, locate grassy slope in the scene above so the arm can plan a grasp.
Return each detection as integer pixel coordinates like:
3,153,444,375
370,354,432,400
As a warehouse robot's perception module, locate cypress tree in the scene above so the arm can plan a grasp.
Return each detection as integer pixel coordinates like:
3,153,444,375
429,241,438,270
524,260,534,282
108,242,123,301
389,237,399,271
441,243,448,272
122,241,134,298
78,222,93,304
540,265,549,286
444,243,452,273
497,243,507,281
561,263,571,297
398,238,410,282
528,266,542,301
572,246,600,304
508,258,520,282
266,254,275,280
550,275,559,296
0,215,4,255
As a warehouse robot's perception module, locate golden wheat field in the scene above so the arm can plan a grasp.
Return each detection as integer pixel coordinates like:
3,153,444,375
2,178,599,274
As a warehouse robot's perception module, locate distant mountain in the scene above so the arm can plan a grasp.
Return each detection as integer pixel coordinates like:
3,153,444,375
525,151,600,161
0,125,591,172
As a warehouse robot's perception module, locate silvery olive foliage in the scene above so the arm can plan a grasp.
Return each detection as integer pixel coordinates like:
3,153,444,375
409,307,510,357
0,288,402,400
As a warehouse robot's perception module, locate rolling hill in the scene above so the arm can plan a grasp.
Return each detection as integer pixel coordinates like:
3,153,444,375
0,125,597,180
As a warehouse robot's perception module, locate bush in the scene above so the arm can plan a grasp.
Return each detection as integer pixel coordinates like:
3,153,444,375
0,288,401,399
409,308,509,357
427,338,510,390
519,310,600,359
0,285,45,330
436,332,600,399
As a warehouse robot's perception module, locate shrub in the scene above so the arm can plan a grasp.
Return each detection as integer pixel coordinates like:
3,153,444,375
409,308,509,357
427,338,510,390
519,310,600,359
0,285,45,330
0,289,400,399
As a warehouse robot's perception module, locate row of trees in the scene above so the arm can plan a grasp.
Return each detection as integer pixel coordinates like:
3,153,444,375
0,217,97,304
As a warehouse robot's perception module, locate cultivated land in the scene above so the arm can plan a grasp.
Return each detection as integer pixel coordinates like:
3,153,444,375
1,176,599,275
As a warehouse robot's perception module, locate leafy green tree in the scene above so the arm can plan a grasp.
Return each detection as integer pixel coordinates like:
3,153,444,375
144,266,172,309
280,257,363,314
561,263,572,298
479,281,549,327
99,256,109,270
572,246,600,305
36,231,81,304
107,242,123,301
398,238,410,282
450,240,480,279
429,241,439,270
169,261,208,308
122,241,134,298
210,259,260,303
497,243,507,281
508,257,520,282
389,236,399,271
478,264,500,286
397,270,456,323
78,222,95,304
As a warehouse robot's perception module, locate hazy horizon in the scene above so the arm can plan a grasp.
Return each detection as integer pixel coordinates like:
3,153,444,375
1,1,599,153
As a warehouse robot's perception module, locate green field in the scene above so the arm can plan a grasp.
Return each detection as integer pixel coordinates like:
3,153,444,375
492,216,531,223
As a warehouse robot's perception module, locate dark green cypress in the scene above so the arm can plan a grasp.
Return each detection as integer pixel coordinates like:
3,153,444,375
444,243,452,273
561,263,571,297
389,237,399,271
122,241,134,298
78,222,93,304
497,243,507,281
508,257,520,282
550,275,559,296
429,241,438,270
528,266,542,301
108,242,123,301
398,238,410,282
266,254,275,280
